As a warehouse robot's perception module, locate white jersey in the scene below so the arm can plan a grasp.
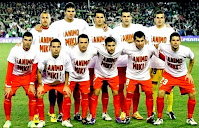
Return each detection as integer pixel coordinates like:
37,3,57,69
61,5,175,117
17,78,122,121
85,26,113,68
38,52,73,84
158,43,194,77
113,23,148,67
148,25,175,69
7,45,37,76
123,43,157,80
50,18,89,46
66,45,97,82
94,44,123,78
30,27,55,54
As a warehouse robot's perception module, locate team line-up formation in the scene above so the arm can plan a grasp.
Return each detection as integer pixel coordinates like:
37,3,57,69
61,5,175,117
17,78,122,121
3,2,197,128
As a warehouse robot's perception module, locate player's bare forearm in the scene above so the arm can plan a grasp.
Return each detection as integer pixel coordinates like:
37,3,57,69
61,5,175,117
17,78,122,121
65,72,69,87
37,70,42,86
188,58,194,74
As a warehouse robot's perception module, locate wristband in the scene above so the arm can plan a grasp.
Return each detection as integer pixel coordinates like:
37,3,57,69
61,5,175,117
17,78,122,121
5,84,11,88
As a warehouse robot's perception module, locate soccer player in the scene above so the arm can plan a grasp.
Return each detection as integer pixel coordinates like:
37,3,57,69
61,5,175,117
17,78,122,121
3,32,38,128
112,9,147,120
123,31,156,124
30,11,61,123
154,32,197,125
148,10,176,119
36,38,73,127
35,2,90,121
64,34,97,124
85,10,113,121
90,37,124,124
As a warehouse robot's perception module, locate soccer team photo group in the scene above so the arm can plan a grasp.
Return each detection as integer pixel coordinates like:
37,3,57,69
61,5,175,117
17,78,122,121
0,1,198,128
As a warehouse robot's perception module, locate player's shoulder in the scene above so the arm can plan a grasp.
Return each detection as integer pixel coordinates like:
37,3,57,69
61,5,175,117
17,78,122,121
74,18,87,24
50,19,64,26
159,43,170,50
179,45,191,51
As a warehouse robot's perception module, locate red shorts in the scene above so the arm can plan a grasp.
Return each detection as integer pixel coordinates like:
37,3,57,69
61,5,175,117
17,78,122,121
126,78,153,93
43,83,66,95
117,67,126,85
93,76,119,91
69,81,90,94
9,74,32,95
159,72,195,95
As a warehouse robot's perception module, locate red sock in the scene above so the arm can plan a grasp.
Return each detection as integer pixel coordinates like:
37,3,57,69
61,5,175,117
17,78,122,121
91,95,98,118
119,84,125,112
73,88,81,114
89,86,93,113
102,91,109,113
37,98,45,120
49,90,56,114
157,97,164,118
133,86,140,114
62,97,71,121
4,96,12,120
113,95,120,118
28,94,37,120
81,93,89,118
188,98,196,118
57,91,63,114
145,92,153,117
125,93,133,116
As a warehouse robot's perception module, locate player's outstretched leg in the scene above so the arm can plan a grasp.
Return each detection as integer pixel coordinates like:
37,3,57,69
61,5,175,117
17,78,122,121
102,82,111,121
73,86,82,121
124,93,133,124
57,91,63,122
186,92,197,125
154,90,165,125
48,89,57,122
132,86,143,120
4,94,12,128
62,97,73,127
145,91,155,124
81,93,90,125
166,90,176,120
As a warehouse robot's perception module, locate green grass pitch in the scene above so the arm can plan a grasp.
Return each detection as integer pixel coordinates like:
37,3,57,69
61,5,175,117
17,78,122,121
0,42,198,128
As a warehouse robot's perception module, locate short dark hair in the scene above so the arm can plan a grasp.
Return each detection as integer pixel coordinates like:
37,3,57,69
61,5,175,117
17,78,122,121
170,32,181,41
23,31,33,39
94,10,105,17
78,34,89,43
134,31,145,40
105,37,116,45
50,38,61,46
121,9,130,15
155,10,165,17
65,2,75,11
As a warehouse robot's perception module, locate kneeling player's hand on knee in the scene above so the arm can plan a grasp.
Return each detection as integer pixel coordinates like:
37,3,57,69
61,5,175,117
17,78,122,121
4,87,12,98
185,73,194,84
28,84,36,96
37,85,44,97
63,86,71,97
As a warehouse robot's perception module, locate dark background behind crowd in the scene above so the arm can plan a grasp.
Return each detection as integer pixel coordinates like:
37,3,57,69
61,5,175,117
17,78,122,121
0,1,198,37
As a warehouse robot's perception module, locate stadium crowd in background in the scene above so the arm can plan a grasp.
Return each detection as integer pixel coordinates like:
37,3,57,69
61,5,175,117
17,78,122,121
0,1,198,37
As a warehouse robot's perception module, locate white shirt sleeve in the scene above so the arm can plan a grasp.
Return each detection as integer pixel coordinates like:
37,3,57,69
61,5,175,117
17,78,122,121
186,48,194,59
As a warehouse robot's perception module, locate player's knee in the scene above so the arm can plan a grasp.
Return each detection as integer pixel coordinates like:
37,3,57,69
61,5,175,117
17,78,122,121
158,90,165,97
189,92,196,99
94,89,100,95
112,90,119,96
145,91,153,98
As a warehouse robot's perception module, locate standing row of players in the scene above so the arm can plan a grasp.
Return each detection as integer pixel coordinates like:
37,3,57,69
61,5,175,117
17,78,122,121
3,2,197,128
